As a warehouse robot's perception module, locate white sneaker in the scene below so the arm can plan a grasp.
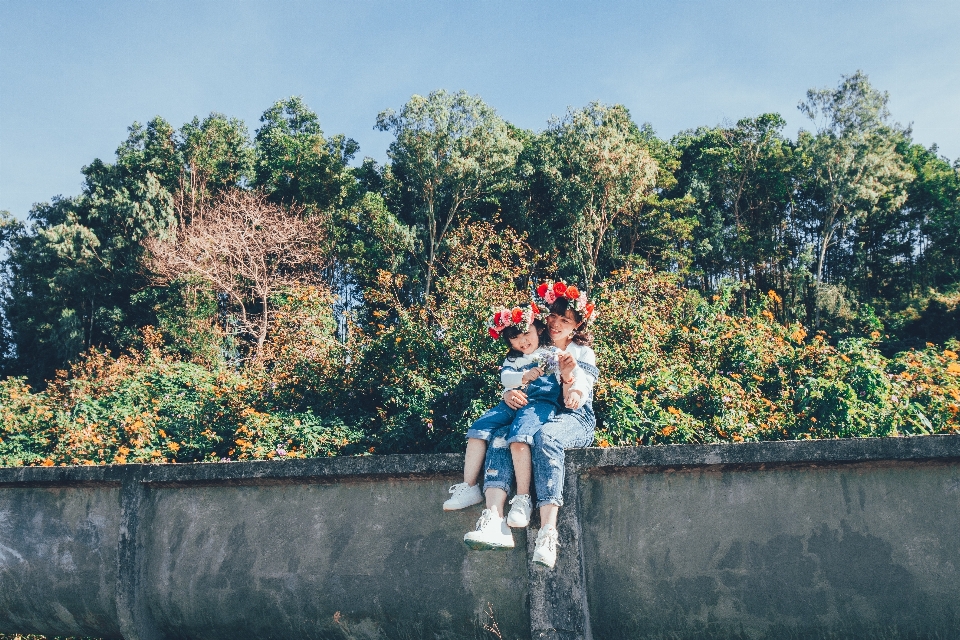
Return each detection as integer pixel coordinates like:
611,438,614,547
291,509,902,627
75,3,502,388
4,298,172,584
463,509,515,550
532,526,558,568
506,494,533,528
443,482,482,511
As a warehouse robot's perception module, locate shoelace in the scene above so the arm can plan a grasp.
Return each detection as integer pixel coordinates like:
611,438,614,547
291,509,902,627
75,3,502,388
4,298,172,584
449,483,467,494
475,510,494,531
538,530,557,552
508,494,529,506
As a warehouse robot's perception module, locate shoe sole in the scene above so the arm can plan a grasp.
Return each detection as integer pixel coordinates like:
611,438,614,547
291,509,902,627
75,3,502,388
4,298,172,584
443,496,484,511
463,538,515,551
506,516,529,528
532,555,556,568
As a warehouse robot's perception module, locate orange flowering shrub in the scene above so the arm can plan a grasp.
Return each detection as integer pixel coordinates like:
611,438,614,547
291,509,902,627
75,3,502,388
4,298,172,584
0,325,360,467
593,268,960,445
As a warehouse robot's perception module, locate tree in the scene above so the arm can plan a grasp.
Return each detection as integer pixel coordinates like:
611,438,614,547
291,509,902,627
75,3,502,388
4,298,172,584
672,115,798,314
615,124,696,276
0,114,256,382
796,71,914,326
145,190,331,362
543,102,658,291
376,90,522,299
254,97,358,212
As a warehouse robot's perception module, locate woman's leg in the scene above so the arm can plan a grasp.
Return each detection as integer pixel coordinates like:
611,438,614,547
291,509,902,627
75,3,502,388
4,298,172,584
530,411,594,567
531,410,595,509
484,487,508,518
509,443,532,496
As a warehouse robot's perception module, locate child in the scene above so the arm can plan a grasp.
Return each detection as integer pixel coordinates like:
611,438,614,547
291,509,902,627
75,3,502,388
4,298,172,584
445,303,564,548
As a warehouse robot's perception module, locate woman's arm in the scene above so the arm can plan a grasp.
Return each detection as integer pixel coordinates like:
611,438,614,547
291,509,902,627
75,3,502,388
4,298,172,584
564,346,597,410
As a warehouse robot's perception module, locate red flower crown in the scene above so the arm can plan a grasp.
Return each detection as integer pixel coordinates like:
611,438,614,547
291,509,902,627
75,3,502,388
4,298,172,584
486,302,545,340
534,281,597,324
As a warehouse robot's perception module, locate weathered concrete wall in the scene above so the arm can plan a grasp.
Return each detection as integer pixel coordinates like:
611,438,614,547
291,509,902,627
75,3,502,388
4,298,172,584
3,436,960,639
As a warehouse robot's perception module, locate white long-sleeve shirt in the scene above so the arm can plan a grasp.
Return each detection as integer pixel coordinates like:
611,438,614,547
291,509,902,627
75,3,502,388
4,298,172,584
499,347,560,390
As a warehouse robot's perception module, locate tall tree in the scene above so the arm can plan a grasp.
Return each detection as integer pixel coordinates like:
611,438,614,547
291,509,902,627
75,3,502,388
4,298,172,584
796,71,914,325
254,97,358,212
543,102,658,291
376,90,522,299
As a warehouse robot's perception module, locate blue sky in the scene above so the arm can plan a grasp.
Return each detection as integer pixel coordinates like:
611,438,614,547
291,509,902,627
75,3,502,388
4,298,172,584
2,0,958,219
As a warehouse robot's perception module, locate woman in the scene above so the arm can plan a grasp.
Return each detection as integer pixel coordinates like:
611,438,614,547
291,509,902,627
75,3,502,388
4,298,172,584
464,282,598,568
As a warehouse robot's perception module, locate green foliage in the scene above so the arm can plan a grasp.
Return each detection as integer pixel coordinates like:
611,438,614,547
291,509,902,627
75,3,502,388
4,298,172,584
2,76,960,468
376,90,523,298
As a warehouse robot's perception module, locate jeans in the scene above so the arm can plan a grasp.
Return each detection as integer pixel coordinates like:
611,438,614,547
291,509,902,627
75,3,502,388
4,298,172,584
467,399,559,495
482,403,596,506
465,401,515,442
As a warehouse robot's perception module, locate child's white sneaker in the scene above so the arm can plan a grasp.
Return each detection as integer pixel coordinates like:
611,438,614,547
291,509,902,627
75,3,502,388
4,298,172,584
443,482,482,511
532,526,558,568
506,494,533,528
463,509,515,550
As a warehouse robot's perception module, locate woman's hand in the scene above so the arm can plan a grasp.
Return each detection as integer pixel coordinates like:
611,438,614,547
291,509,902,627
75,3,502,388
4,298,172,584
557,351,576,381
521,366,544,384
563,388,583,409
504,389,528,409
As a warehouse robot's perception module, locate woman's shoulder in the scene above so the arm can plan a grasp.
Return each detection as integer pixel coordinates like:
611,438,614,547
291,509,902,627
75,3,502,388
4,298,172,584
566,342,596,362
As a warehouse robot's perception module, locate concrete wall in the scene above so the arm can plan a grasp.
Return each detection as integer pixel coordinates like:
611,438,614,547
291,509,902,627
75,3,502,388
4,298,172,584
3,436,960,639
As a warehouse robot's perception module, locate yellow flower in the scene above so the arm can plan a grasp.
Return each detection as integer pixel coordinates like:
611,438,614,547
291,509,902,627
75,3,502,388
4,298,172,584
660,425,675,437
870,331,881,340
947,363,960,374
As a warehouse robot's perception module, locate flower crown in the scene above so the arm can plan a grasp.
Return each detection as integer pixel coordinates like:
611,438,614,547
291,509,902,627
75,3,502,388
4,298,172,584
534,281,597,324
486,302,545,340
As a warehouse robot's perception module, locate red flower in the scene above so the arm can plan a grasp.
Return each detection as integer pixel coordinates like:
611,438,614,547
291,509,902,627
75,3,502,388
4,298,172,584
537,283,549,298
553,282,567,296
531,301,540,315
511,307,524,324
584,302,595,317
488,327,500,339
565,285,580,300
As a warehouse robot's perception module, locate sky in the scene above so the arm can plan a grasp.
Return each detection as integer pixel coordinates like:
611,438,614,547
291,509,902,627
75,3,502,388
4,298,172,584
2,0,959,219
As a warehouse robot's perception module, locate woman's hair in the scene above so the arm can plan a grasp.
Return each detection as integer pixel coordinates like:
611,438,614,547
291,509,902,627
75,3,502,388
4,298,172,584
548,298,594,346
501,319,550,360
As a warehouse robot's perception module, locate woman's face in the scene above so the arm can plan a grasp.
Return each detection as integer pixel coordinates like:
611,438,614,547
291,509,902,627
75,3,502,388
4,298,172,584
547,310,581,344
507,325,541,355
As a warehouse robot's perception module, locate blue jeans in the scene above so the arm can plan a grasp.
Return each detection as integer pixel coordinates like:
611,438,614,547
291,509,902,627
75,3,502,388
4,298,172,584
466,400,559,494
482,404,596,506
466,401,515,442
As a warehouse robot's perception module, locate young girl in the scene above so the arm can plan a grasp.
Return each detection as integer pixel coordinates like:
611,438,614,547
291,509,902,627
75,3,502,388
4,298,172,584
445,303,564,549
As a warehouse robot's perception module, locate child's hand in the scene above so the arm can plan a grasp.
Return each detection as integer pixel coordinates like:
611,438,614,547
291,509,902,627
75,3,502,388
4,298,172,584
521,367,545,384
563,389,583,409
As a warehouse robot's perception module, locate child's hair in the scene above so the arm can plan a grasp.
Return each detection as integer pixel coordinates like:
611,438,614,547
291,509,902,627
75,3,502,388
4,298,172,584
501,319,550,360
548,298,594,346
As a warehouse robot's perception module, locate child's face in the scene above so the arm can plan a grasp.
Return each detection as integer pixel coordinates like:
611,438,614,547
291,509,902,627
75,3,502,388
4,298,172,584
508,325,541,355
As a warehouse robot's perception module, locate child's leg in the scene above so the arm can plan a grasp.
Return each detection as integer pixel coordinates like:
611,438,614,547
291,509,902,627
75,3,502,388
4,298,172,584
509,442,532,496
463,438,487,486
